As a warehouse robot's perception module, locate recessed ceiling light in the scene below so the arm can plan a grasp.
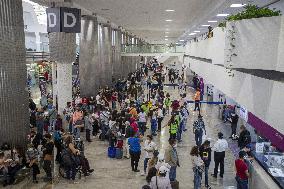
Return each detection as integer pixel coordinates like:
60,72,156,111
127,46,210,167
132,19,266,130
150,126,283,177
194,31,200,33
175,43,180,44
165,31,169,34
201,25,210,27
165,36,168,37
208,20,217,23
230,4,246,8
217,13,230,17
165,9,175,12
179,39,184,42
189,33,196,36
165,28,170,31
165,39,169,41
165,19,173,22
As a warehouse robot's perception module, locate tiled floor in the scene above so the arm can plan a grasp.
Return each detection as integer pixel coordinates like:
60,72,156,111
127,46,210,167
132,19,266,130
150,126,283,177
53,85,238,189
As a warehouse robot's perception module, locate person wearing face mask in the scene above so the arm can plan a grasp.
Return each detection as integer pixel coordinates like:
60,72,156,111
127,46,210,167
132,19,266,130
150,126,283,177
141,135,157,176
150,166,172,189
164,139,180,182
156,154,171,179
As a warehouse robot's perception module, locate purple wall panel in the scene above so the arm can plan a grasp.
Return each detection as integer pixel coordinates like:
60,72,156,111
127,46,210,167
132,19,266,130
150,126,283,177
248,112,284,151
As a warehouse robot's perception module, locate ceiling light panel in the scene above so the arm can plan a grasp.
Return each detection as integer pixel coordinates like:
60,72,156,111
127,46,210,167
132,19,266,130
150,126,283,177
201,25,210,27
194,31,200,33
165,9,175,12
165,20,173,22
208,20,217,23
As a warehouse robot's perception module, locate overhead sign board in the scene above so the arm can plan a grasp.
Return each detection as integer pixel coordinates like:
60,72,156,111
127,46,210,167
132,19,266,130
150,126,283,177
46,7,81,33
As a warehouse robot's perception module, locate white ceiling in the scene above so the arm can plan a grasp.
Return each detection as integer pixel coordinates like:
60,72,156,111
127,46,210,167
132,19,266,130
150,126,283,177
32,0,282,44
72,0,228,44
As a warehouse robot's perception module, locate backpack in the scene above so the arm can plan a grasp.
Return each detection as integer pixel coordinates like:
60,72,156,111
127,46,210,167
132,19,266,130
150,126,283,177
61,146,73,167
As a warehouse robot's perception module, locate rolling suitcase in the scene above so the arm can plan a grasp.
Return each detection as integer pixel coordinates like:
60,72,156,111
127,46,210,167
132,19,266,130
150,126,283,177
115,148,123,159
171,180,179,189
108,147,116,158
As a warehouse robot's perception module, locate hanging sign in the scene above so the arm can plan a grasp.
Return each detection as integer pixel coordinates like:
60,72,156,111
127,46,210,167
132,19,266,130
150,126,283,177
46,7,81,33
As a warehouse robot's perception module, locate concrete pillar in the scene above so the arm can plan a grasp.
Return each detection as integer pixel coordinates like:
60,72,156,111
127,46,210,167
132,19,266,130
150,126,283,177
0,0,29,147
113,29,122,80
79,16,100,96
102,24,112,86
49,32,76,115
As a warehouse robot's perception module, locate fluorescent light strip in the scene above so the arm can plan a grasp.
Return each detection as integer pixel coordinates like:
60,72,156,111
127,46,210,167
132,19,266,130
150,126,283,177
189,33,196,36
165,20,173,22
208,20,217,23
201,25,210,27
165,9,175,12
165,39,169,41
217,13,230,17
230,4,246,8
179,40,184,42
194,31,200,33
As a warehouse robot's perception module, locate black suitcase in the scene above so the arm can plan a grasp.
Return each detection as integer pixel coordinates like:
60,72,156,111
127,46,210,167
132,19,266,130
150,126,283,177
171,180,179,189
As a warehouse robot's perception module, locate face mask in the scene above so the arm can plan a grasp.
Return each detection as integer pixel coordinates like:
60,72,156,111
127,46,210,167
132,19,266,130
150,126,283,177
173,144,177,148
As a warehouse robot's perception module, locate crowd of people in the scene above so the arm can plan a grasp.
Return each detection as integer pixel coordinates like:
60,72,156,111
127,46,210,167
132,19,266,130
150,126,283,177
1,58,253,189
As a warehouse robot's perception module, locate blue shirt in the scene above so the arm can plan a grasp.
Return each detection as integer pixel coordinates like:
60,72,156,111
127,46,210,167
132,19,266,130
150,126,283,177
128,137,141,152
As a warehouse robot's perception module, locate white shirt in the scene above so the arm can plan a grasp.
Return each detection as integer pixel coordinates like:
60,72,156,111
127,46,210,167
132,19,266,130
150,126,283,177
212,139,228,152
144,140,157,158
96,95,101,105
138,112,146,123
158,108,164,118
150,176,172,189
192,155,204,167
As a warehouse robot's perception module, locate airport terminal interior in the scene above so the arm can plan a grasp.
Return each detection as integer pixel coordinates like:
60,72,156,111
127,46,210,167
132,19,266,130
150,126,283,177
1,0,284,189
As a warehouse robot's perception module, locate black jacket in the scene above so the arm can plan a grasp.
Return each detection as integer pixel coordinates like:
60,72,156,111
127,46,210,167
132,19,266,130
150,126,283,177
199,146,211,167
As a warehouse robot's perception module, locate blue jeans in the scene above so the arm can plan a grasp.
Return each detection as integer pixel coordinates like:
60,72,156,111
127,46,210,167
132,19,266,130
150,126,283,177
194,168,202,189
182,119,187,131
73,127,81,139
236,176,248,189
138,122,146,135
144,158,150,173
204,166,209,186
195,131,203,147
65,165,77,180
177,124,183,142
169,166,177,181
151,119,157,135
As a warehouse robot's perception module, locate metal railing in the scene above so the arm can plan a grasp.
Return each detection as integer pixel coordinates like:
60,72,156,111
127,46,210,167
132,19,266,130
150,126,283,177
121,44,185,54
26,51,50,61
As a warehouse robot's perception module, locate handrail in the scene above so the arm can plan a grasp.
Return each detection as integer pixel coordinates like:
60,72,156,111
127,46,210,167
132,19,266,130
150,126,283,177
121,44,185,54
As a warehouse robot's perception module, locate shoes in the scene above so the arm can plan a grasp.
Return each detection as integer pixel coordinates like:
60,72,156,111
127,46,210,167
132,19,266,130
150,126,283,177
229,136,233,139
88,169,94,173
134,169,140,172
220,175,223,178
183,129,187,132
206,185,211,189
32,180,38,184
141,172,145,176
211,174,217,178
84,173,90,176
87,140,92,142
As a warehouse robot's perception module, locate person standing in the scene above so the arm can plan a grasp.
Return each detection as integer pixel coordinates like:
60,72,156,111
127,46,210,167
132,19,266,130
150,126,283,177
138,109,147,136
199,140,212,189
235,151,249,189
238,125,251,149
190,146,204,189
63,102,73,133
164,139,180,182
157,105,164,132
230,112,239,139
142,135,156,176
128,133,142,172
42,134,54,182
84,112,93,142
194,89,201,114
164,115,178,140
193,115,206,147
212,132,228,178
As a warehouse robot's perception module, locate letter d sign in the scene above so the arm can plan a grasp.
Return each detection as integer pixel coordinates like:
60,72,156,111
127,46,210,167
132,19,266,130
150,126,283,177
46,7,81,33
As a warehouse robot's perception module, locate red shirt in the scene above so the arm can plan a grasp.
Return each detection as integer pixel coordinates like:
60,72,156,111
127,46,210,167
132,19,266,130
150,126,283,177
235,159,248,180
130,122,138,133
